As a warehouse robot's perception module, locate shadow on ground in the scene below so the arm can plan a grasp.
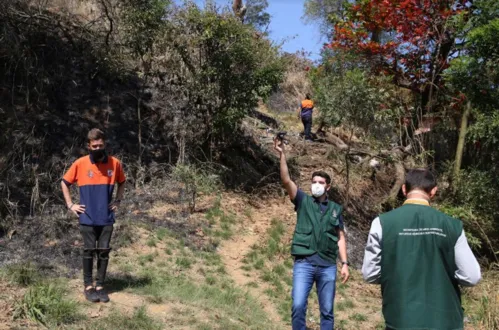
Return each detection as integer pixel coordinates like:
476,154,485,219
105,273,153,294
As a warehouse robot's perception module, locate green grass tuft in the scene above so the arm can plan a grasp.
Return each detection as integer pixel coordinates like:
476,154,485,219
155,228,170,241
175,257,193,269
349,312,367,322
88,306,161,330
14,282,82,326
4,262,40,287
146,237,158,247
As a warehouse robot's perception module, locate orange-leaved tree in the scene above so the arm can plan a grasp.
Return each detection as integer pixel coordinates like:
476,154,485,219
329,0,470,113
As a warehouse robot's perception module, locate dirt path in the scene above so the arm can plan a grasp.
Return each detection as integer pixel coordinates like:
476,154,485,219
218,199,292,329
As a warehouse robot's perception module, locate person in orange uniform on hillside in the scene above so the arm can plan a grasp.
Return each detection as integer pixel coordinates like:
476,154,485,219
61,128,126,303
299,93,314,141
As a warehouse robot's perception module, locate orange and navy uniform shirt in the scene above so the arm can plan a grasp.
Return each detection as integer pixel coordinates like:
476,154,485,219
63,154,126,226
300,99,314,118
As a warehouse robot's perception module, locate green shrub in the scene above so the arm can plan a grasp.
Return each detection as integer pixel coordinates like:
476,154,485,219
14,282,81,326
4,262,40,287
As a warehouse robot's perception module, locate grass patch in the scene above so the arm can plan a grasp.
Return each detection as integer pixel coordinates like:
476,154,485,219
261,270,273,283
88,306,161,330
337,319,349,328
138,253,157,265
243,207,252,219
349,312,367,322
114,222,135,248
175,257,193,269
277,298,292,323
474,295,499,328
336,299,355,312
204,197,236,241
261,270,284,295
253,258,265,270
264,288,278,298
201,252,223,264
157,261,168,268
273,264,286,277
146,237,158,247
14,281,82,326
216,221,233,240
146,294,164,304
262,218,286,260
3,262,40,287
133,271,272,329
462,271,499,329
338,282,350,290
283,275,293,286
221,212,237,224
213,227,232,240
268,218,285,240
244,217,293,322
244,250,259,264
205,197,223,222
118,263,135,273
241,264,252,272
155,228,170,241
205,276,216,285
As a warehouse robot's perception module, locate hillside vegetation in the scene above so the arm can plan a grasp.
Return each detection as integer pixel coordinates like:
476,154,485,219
0,0,498,329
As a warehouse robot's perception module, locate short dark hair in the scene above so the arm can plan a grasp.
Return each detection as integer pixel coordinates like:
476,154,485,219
305,93,311,100
405,169,437,193
87,128,106,142
312,171,331,184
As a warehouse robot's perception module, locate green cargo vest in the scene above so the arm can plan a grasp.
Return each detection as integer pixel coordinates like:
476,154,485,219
291,195,343,263
380,200,464,330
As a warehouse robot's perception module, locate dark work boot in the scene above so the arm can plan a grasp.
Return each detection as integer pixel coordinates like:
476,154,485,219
84,287,100,303
96,288,110,303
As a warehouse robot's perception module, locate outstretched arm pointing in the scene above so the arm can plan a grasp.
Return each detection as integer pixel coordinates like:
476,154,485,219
274,137,298,201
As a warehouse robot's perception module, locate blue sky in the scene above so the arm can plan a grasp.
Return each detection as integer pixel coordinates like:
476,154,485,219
267,0,325,60
187,0,326,61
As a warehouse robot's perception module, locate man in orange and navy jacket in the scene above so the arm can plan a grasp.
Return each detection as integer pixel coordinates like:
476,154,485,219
61,128,126,303
299,93,314,141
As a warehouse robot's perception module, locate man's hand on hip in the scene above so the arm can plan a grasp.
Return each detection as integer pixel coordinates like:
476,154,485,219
109,201,121,212
69,204,85,217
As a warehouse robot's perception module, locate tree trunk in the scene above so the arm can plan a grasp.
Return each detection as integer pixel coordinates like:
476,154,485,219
232,0,246,21
137,93,142,164
388,160,405,200
453,101,471,180
382,148,406,205
345,128,354,208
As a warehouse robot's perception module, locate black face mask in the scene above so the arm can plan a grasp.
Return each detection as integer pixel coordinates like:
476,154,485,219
90,149,107,162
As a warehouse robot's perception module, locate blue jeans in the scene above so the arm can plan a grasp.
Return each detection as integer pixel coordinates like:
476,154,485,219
292,260,337,330
301,116,313,140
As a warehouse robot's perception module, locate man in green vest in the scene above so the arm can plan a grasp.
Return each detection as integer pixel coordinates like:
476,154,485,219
362,169,481,330
274,137,350,330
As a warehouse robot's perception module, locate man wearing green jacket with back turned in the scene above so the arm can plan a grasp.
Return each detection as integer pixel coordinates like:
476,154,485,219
362,169,481,330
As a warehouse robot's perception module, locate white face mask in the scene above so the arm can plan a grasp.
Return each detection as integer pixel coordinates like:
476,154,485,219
311,183,325,198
